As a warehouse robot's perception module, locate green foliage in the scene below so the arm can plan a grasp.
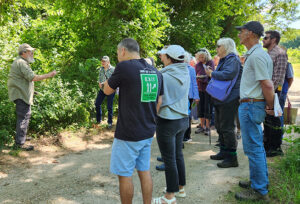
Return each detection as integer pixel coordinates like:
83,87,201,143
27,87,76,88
269,125,300,203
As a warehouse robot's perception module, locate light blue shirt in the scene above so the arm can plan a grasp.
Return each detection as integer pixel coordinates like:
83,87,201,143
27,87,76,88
240,44,273,99
187,65,200,100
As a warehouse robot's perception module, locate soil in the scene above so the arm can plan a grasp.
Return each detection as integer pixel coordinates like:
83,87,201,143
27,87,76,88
0,78,299,204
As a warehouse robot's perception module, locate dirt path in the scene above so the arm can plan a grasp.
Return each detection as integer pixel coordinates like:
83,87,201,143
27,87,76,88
0,78,299,204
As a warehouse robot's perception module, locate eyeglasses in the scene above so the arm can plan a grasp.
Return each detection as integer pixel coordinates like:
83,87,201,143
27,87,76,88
263,36,272,40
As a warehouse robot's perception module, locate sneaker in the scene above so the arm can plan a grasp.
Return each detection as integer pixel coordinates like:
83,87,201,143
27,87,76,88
107,123,113,129
163,187,186,198
235,189,270,202
239,180,251,189
183,138,192,143
204,128,210,136
13,144,34,151
156,163,165,171
195,127,205,134
157,156,163,162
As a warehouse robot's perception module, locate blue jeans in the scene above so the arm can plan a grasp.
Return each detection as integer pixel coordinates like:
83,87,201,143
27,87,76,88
239,101,269,195
95,89,115,124
156,116,189,193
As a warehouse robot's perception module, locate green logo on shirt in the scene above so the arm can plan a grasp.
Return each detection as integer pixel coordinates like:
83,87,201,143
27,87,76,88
140,74,158,102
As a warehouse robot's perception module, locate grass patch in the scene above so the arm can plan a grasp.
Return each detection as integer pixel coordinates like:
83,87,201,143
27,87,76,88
224,126,300,204
292,63,300,78
268,135,300,204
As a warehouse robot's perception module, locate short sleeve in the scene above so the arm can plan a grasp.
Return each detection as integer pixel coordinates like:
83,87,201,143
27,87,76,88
286,63,294,78
251,56,272,81
19,61,35,81
108,64,121,89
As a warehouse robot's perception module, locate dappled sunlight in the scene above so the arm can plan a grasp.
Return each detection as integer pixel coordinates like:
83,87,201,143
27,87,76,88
49,197,80,204
0,172,8,179
52,162,75,171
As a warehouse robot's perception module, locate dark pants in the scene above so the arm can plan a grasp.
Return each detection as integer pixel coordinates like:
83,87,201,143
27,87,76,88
198,91,212,119
215,99,239,151
95,89,115,124
263,91,282,151
14,99,31,145
184,99,193,140
156,116,189,193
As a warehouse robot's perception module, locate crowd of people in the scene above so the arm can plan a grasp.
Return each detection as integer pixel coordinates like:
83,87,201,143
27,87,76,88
7,20,295,204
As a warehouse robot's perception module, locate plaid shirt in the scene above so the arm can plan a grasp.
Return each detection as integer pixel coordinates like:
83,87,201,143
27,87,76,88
268,45,287,90
98,65,115,89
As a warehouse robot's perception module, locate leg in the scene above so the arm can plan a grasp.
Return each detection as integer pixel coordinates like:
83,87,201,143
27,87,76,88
176,118,188,187
106,92,115,124
239,102,269,195
118,176,134,204
138,171,152,204
156,117,179,193
14,99,31,145
95,90,106,123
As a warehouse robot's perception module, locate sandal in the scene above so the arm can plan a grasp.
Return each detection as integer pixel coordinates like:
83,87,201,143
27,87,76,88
163,187,186,198
152,196,176,204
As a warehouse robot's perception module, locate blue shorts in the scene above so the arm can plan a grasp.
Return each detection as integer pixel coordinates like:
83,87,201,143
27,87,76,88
110,137,153,177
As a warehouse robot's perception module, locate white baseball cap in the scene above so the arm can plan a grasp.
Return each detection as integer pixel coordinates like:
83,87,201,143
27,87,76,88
158,45,185,61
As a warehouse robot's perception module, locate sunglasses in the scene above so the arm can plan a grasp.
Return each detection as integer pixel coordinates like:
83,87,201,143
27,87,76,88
263,36,272,40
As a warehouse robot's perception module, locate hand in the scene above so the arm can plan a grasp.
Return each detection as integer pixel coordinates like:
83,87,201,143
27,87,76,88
265,105,274,116
49,70,57,77
205,68,213,77
194,99,200,104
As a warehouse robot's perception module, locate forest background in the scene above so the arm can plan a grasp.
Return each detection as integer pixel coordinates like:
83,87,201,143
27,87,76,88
0,0,300,148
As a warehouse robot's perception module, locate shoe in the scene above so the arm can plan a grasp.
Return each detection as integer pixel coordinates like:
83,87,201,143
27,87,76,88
204,128,210,136
183,138,192,143
195,127,205,134
157,157,163,162
239,180,251,189
235,189,270,202
210,151,226,160
156,163,165,171
266,148,284,157
26,137,32,141
13,144,34,151
215,143,220,147
217,154,238,168
163,187,186,198
152,196,176,204
107,123,112,129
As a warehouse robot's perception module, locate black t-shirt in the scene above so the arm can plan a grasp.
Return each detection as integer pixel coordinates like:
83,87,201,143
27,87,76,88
108,58,164,141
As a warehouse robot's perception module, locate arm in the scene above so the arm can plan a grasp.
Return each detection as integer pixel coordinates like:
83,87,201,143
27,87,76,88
32,70,57,81
156,95,162,113
103,80,115,95
287,77,294,89
260,79,274,111
272,53,287,89
211,57,239,80
191,69,200,100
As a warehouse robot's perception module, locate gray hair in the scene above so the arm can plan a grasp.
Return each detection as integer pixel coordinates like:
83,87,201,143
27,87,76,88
118,38,140,53
184,51,192,63
195,48,212,62
217,38,238,56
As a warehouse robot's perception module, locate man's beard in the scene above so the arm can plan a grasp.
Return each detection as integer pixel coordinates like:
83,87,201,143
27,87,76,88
27,56,35,63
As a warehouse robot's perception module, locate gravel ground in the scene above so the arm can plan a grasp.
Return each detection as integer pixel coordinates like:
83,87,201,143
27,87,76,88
0,77,299,204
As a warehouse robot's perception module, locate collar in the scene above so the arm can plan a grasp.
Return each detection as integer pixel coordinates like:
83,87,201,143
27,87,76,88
245,43,261,57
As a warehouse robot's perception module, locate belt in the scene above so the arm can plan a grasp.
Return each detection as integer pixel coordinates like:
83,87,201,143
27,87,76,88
240,98,265,103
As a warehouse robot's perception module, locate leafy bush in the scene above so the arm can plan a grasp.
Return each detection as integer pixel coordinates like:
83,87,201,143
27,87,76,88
270,125,300,203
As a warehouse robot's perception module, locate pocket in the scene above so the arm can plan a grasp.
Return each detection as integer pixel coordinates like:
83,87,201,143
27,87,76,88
251,103,266,124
